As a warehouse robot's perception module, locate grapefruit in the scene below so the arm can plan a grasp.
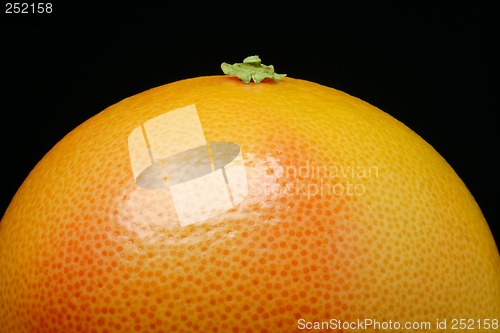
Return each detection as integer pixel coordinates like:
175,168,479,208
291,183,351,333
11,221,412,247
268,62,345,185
1,58,499,332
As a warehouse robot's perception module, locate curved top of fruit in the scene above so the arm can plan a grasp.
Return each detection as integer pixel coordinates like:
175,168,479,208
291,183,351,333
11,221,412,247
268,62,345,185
1,56,499,332
221,55,286,83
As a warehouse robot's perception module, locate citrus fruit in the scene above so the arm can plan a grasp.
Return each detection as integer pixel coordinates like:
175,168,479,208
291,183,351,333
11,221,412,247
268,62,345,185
1,58,499,332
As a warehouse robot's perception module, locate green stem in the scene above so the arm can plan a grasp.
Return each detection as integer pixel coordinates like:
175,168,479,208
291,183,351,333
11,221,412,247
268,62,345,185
221,56,286,84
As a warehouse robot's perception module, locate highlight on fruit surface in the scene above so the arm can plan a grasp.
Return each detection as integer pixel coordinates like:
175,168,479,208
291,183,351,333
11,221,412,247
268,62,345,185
0,56,498,332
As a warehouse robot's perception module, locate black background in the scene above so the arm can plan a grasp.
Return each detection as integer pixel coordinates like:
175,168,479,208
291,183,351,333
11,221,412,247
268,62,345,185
1,2,498,245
